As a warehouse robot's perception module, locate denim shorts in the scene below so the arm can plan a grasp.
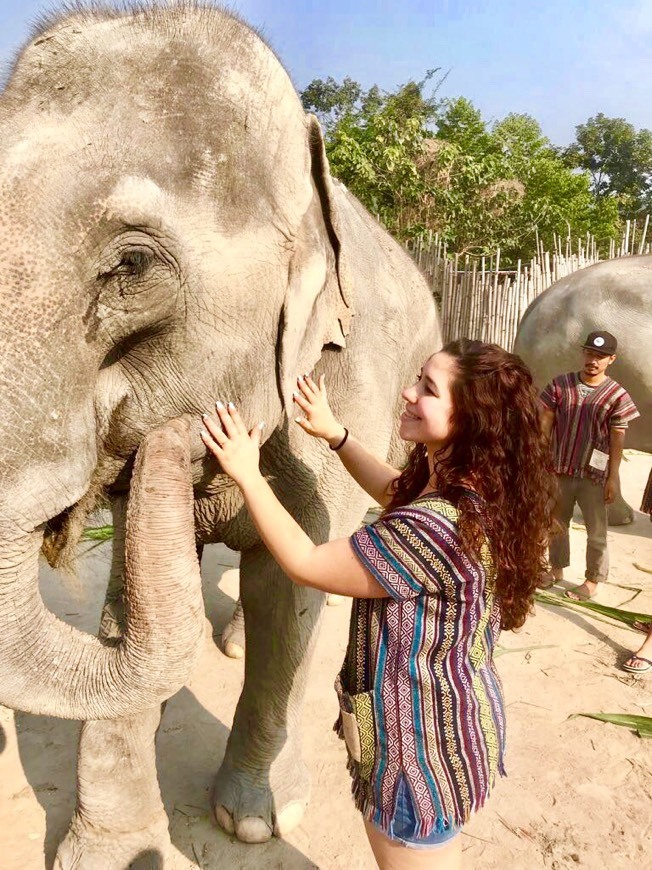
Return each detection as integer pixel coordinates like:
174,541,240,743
380,776,462,849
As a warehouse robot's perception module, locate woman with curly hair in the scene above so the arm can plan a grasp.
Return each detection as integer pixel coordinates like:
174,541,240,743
201,339,554,869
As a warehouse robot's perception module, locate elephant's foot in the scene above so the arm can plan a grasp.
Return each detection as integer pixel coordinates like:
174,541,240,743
211,746,310,842
54,813,171,870
607,498,634,526
221,597,245,659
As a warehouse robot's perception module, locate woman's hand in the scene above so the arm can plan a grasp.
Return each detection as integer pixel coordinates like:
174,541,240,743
293,374,345,447
201,402,264,488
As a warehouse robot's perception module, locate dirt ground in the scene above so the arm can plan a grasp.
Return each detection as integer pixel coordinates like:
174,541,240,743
1,451,651,870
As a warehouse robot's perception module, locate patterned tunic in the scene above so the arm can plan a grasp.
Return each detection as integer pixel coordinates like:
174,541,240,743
540,372,639,485
336,494,505,838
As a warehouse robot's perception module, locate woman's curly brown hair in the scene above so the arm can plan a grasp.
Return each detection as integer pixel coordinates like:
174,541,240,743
385,339,555,631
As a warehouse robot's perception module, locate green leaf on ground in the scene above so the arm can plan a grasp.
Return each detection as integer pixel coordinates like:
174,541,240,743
535,590,651,630
569,712,652,739
81,524,114,542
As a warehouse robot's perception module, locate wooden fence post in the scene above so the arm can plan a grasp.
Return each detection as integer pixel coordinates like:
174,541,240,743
406,222,648,350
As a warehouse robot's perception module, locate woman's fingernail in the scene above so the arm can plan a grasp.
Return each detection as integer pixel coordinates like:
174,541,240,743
200,429,208,438
292,391,298,398
227,401,235,409
294,417,302,423
201,413,209,420
259,421,265,430
216,401,224,410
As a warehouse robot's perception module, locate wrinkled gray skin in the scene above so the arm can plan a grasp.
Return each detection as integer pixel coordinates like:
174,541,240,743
0,4,440,866
514,255,651,525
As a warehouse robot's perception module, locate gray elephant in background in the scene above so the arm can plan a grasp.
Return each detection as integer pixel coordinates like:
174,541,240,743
514,255,651,525
0,2,439,867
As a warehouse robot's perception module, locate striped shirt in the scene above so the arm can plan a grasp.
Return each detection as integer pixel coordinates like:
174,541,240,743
336,494,505,838
540,372,639,484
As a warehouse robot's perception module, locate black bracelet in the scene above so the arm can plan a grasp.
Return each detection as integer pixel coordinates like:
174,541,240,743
330,427,349,451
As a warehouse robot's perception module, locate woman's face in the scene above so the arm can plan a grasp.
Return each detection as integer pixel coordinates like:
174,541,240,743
400,352,456,450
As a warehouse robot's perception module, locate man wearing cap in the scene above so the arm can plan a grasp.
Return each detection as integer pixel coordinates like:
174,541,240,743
538,330,640,600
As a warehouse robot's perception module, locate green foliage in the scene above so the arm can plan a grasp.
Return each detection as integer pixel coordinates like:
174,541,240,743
569,712,652,739
490,114,620,260
300,76,364,133
300,76,625,262
302,71,443,239
301,70,441,132
563,113,652,217
423,104,619,260
436,97,493,157
535,589,650,630
82,524,114,541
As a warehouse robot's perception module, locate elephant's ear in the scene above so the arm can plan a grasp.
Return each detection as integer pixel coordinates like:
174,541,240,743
278,114,354,415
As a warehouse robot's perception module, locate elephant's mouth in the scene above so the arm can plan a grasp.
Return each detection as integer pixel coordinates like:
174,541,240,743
42,504,74,564
42,498,96,571
41,477,114,572
40,442,138,570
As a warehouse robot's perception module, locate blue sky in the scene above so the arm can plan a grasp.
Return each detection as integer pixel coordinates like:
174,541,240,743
1,0,650,145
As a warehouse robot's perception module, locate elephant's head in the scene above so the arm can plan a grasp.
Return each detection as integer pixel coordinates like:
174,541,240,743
0,5,352,717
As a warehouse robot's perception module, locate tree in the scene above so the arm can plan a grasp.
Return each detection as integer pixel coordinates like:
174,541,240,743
301,73,444,238
301,70,442,132
435,96,493,157
426,105,619,260
564,113,652,216
300,76,363,133
491,114,620,259
300,77,622,261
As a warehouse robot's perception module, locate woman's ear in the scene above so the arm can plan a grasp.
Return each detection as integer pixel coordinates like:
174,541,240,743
277,115,354,415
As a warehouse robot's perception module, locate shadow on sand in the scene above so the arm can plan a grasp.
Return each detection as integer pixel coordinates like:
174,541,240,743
14,542,319,869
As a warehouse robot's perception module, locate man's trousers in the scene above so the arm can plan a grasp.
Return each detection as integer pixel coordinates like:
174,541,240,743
549,474,608,583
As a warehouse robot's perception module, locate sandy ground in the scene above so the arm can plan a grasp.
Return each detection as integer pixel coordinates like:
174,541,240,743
1,451,651,870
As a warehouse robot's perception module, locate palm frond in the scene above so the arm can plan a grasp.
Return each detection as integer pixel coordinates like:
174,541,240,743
535,590,651,631
81,524,115,542
569,712,652,739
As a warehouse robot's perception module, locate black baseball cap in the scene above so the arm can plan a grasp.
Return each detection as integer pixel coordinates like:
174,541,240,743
581,330,617,356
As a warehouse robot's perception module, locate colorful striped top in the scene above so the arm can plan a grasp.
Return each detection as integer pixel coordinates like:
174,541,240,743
336,494,505,838
540,372,639,484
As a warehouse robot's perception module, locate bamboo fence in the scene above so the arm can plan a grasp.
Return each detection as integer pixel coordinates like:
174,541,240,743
408,218,651,350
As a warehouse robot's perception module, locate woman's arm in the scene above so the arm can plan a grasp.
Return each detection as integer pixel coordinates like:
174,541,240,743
240,473,388,597
200,403,389,598
294,375,400,507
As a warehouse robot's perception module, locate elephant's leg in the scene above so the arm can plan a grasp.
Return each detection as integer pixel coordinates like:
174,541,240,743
55,710,169,870
56,497,171,870
211,541,326,843
221,588,341,659
221,595,245,659
607,491,634,526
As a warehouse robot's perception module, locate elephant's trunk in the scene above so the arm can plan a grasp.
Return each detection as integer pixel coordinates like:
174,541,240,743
0,418,205,719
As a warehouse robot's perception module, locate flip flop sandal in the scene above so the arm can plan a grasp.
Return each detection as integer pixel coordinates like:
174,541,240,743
537,571,556,590
622,655,652,674
564,585,597,601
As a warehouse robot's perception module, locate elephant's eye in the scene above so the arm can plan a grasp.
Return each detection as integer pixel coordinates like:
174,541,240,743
114,249,152,277
99,248,153,282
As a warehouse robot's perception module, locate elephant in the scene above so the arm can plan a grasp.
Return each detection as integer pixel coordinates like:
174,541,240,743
514,255,651,525
0,3,440,867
